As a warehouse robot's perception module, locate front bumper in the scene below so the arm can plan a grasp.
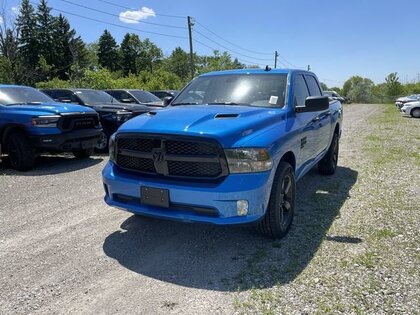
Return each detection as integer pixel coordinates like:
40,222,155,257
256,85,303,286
102,161,275,225
401,107,411,115
31,128,102,151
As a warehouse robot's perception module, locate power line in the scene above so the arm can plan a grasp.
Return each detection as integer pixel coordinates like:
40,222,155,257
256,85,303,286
96,0,185,19
193,38,266,67
193,28,272,62
58,0,186,29
194,19,272,56
33,3,188,39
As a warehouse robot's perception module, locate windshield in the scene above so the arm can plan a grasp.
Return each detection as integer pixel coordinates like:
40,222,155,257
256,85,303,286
0,86,54,105
130,90,162,103
172,74,288,107
75,90,117,104
323,91,333,96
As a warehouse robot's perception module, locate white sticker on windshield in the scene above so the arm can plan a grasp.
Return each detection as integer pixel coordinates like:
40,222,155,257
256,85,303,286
269,96,278,105
75,91,82,94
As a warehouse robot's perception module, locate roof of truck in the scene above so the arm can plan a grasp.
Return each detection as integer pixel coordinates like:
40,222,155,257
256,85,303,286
200,68,312,77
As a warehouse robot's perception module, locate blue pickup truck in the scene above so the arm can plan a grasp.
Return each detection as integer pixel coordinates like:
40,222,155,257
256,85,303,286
102,69,343,238
0,85,102,171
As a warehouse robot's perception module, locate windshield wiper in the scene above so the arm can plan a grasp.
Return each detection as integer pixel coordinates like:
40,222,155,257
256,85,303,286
171,102,200,106
207,102,247,106
6,101,44,106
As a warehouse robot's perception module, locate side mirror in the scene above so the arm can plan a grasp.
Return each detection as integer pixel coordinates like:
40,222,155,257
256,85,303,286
296,96,329,113
162,96,174,106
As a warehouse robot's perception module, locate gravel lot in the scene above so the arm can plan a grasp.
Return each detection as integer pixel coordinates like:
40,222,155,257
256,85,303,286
0,103,418,314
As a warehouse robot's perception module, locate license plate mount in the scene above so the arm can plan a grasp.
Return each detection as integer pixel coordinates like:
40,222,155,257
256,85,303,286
141,186,170,208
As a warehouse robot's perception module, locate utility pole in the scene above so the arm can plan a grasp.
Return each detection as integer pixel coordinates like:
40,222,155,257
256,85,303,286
187,16,195,79
307,65,311,71
274,51,278,68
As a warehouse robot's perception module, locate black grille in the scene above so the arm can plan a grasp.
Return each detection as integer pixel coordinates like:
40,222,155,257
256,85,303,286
166,140,218,155
59,114,99,131
117,154,156,173
168,161,222,177
115,135,228,180
117,138,155,152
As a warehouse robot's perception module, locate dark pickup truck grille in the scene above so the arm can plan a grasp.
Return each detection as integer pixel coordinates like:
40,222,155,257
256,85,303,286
59,114,100,131
115,135,228,180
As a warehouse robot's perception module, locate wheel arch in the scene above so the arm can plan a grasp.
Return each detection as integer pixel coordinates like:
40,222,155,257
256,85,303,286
1,124,30,153
279,151,296,172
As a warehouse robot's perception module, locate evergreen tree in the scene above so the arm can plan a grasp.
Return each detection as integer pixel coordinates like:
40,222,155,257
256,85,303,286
36,0,55,71
97,29,120,71
120,33,142,75
16,0,39,84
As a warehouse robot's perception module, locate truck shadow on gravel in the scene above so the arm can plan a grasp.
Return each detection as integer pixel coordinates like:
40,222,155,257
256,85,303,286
0,154,104,176
103,166,358,291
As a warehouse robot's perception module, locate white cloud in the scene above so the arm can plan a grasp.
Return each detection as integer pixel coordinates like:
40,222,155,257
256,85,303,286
0,16,3,24
119,7,155,24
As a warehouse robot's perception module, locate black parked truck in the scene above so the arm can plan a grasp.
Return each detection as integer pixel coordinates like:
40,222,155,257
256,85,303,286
104,89,164,108
40,89,151,151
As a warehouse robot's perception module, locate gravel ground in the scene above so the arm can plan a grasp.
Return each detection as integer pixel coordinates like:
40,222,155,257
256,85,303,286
0,104,418,314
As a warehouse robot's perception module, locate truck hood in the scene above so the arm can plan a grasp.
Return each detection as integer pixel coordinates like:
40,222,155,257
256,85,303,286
88,102,151,113
6,102,95,114
117,105,285,147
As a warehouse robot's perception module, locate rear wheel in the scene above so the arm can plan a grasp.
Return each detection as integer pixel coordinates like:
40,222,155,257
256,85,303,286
257,162,296,238
73,147,94,159
7,133,35,171
318,132,339,175
411,108,420,118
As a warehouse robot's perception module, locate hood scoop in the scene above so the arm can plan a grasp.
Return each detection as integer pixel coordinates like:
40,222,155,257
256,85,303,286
214,113,239,119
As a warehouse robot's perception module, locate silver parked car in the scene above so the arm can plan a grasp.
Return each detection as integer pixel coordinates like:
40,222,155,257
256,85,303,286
401,101,420,118
395,94,420,109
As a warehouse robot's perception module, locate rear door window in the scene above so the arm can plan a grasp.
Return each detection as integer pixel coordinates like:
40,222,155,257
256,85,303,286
305,75,322,96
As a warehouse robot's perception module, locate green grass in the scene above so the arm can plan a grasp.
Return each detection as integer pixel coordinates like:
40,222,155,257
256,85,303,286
233,105,420,314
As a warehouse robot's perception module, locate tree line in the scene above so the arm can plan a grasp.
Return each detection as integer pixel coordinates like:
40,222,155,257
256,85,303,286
1,0,419,102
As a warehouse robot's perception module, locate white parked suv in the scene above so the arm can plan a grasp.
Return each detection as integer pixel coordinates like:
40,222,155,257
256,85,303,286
401,101,420,118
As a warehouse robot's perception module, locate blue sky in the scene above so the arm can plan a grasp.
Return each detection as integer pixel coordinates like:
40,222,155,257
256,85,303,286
3,0,420,86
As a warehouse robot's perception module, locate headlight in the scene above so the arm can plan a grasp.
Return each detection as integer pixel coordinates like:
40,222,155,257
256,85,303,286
111,111,132,122
31,115,60,127
109,133,116,162
225,148,272,173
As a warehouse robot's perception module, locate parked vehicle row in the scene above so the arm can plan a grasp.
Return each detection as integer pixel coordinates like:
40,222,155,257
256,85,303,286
0,86,180,170
41,89,154,151
395,94,420,118
323,90,351,104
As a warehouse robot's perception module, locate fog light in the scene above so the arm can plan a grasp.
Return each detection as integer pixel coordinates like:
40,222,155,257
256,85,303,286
237,200,248,216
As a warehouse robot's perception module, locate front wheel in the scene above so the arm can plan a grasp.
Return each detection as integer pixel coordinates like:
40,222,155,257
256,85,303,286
318,132,339,175
257,161,296,238
411,108,420,118
95,131,109,152
7,133,35,171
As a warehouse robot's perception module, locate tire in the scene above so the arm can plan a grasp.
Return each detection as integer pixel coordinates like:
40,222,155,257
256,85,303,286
95,131,109,153
73,147,94,159
318,132,339,175
411,108,420,118
7,133,35,171
257,161,296,239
